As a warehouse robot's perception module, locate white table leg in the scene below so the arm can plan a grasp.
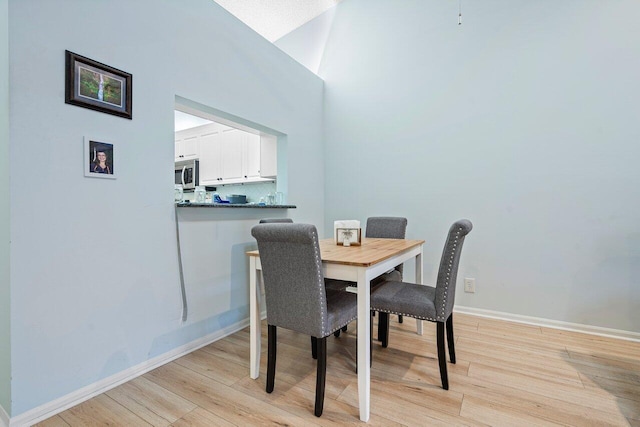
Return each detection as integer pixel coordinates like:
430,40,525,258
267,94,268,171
249,256,261,379
357,268,370,422
415,250,423,336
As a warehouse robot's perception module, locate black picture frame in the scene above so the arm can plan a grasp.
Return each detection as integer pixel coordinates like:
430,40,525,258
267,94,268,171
65,50,132,119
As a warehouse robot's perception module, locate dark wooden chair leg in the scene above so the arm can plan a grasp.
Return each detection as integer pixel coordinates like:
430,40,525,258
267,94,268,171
314,337,327,417
311,336,318,360
446,314,456,364
398,315,403,323
379,312,390,348
334,325,348,337
267,325,277,393
437,321,449,390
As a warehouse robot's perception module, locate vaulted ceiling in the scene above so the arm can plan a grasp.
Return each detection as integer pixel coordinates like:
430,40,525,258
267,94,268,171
213,0,342,42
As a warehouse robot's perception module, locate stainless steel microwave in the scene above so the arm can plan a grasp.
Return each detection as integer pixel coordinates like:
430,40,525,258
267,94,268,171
175,159,199,190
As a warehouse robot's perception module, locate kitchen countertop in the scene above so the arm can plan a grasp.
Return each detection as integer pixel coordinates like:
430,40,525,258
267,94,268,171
176,202,296,209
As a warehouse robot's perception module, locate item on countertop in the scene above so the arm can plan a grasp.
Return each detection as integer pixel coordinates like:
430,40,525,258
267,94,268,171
266,192,275,205
276,192,284,205
194,186,206,203
174,184,184,202
228,194,247,204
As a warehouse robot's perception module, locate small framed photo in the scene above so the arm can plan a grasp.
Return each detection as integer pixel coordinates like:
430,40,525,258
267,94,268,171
84,137,117,179
336,228,361,246
65,50,132,119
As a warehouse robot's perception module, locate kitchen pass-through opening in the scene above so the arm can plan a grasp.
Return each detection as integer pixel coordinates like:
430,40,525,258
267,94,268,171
174,96,287,205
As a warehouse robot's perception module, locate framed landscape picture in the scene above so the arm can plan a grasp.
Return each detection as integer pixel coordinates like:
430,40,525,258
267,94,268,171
65,50,132,119
84,137,117,179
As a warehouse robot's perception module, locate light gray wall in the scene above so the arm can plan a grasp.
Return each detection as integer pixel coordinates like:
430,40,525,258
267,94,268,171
8,0,323,417
315,0,640,332
0,0,11,417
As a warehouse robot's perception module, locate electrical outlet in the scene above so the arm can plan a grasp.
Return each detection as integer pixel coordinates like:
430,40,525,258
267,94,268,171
464,278,475,293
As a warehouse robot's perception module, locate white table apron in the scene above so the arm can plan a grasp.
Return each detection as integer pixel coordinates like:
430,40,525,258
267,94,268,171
248,243,423,422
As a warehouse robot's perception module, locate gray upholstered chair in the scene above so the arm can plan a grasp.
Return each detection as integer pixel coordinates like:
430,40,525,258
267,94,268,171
251,223,358,417
259,218,293,223
371,219,472,390
330,216,408,338
366,217,408,324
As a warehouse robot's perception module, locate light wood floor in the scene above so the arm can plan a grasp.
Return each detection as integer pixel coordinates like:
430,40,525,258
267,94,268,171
36,313,640,426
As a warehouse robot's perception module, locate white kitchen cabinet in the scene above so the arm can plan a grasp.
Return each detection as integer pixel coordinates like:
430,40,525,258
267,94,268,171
176,122,276,185
260,134,277,178
175,135,199,161
198,131,222,184
243,133,261,179
220,129,244,181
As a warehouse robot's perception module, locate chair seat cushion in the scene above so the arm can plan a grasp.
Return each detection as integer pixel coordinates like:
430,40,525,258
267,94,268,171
325,289,358,336
371,269,402,287
370,281,438,322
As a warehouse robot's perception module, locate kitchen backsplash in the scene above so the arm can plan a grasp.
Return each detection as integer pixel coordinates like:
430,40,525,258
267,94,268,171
182,181,278,204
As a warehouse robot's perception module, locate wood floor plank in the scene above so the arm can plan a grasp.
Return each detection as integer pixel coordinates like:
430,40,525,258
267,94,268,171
33,415,70,427
170,407,236,427
174,348,248,387
338,381,481,426
460,394,563,427
233,376,400,426
456,337,584,386
541,327,640,352
145,362,321,426
617,397,640,422
105,376,197,426
457,325,572,354
580,372,640,403
454,371,631,426
568,349,640,373
466,362,630,416
58,394,151,426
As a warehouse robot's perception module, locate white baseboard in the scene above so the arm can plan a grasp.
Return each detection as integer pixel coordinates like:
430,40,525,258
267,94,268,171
0,404,9,427
10,318,250,427
455,306,640,342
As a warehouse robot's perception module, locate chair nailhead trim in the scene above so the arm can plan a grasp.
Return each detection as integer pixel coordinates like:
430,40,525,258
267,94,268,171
327,315,357,337
372,308,437,323
438,229,460,321
312,230,328,336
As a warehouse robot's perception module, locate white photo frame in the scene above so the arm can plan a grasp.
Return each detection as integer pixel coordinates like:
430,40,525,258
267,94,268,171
336,228,361,246
84,137,117,179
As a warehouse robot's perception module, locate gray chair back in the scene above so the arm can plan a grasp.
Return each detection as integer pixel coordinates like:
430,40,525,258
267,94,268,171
251,223,330,338
259,218,293,223
365,217,407,239
366,217,407,275
435,219,473,321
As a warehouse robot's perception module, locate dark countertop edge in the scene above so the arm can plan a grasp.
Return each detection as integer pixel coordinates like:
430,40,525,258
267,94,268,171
176,203,296,209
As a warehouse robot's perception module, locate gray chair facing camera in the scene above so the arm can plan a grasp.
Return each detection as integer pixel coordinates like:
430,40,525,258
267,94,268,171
251,223,358,417
259,218,293,223
371,219,473,390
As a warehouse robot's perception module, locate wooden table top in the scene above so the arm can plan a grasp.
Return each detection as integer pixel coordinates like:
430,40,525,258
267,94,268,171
247,237,424,267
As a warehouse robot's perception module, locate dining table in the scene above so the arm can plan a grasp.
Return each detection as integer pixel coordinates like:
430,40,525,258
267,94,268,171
246,236,425,422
